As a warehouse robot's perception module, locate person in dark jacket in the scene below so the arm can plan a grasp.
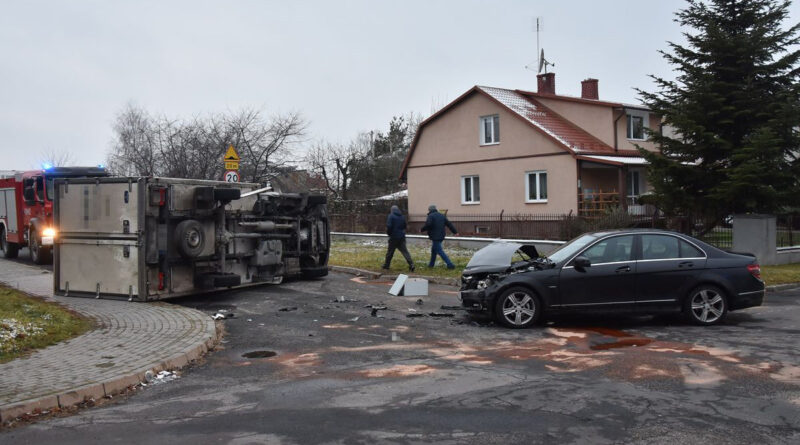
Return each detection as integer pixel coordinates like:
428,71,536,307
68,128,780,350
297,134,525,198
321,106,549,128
382,205,415,272
421,204,458,269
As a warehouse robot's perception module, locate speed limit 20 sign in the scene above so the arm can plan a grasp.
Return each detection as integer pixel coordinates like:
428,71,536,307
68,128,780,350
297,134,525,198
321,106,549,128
224,170,240,183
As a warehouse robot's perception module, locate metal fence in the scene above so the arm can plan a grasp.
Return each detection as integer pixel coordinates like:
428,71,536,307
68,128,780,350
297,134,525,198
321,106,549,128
777,213,800,248
331,211,675,242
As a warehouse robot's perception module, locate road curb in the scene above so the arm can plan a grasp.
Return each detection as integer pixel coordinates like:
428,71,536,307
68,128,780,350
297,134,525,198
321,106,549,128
766,283,800,292
328,265,460,287
0,264,222,426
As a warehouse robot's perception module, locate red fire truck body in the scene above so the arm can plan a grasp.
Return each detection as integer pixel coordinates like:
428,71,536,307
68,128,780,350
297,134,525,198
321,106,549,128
0,167,108,264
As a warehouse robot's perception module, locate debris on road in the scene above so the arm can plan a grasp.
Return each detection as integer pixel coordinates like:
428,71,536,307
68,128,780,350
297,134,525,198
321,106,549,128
333,296,359,303
212,313,226,320
278,307,298,312
406,313,425,318
440,305,464,311
428,312,455,318
142,370,179,386
416,298,424,305
349,316,360,322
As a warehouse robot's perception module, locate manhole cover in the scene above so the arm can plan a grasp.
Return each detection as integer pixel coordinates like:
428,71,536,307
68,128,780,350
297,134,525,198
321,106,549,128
242,350,277,358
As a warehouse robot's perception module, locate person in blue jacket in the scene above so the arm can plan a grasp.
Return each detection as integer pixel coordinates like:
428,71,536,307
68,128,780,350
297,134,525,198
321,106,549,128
382,205,415,272
421,204,458,269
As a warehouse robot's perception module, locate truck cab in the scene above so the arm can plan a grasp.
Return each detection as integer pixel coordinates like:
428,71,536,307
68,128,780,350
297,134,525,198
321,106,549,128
1,166,108,264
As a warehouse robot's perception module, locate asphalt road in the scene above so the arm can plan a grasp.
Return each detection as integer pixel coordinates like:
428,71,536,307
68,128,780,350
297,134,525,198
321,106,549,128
3,270,800,444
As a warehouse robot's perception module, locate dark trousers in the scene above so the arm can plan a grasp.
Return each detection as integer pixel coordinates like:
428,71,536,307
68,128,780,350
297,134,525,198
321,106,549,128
429,240,454,268
383,238,413,268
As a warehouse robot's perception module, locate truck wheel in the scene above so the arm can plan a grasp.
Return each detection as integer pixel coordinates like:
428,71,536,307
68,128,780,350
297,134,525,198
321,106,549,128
2,227,19,259
174,220,205,259
29,229,51,264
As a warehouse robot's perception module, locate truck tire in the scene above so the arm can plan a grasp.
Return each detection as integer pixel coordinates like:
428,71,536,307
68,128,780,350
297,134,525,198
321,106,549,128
1,227,19,259
29,229,51,264
174,219,205,259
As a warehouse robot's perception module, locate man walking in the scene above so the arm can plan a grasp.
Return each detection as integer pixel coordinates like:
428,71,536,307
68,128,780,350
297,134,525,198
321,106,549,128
421,204,458,269
382,205,415,272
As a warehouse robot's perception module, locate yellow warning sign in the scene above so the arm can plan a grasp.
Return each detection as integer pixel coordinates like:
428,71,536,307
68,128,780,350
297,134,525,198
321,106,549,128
224,145,240,161
225,161,240,170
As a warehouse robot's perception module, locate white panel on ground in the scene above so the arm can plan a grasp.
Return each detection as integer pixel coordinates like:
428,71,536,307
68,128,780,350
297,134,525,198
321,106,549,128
403,278,429,296
388,274,408,296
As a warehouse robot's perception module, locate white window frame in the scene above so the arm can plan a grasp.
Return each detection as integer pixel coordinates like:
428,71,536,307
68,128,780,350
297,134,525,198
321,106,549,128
525,170,548,203
479,114,500,146
461,175,480,205
626,110,649,141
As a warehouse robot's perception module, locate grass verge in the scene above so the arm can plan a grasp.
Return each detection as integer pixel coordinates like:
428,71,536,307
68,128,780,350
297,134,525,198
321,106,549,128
330,240,474,279
762,263,800,287
331,240,800,288
0,285,92,363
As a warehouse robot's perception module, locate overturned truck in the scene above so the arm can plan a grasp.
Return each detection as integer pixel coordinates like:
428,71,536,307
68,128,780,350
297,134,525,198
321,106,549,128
53,177,329,301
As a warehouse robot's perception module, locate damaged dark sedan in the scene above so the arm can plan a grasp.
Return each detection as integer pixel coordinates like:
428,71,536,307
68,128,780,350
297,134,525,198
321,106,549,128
459,229,765,328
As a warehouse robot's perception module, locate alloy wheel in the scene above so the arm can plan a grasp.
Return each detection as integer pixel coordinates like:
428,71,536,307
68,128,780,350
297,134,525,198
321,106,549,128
690,288,725,324
500,291,537,327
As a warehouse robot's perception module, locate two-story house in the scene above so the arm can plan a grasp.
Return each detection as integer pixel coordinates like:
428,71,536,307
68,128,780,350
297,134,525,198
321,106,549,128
400,73,660,218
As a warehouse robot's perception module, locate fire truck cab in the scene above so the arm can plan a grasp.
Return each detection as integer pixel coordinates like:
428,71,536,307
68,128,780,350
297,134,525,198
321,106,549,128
0,166,108,264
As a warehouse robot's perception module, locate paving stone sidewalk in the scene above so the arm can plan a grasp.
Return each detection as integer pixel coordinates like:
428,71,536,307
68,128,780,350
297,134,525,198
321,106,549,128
0,260,218,423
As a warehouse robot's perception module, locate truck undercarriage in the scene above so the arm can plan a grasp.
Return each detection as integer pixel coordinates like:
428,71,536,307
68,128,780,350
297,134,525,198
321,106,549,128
53,177,330,301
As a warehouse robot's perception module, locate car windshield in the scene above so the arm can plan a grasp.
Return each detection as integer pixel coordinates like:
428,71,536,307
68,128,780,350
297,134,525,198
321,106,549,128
546,234,599,264
46,178,54,201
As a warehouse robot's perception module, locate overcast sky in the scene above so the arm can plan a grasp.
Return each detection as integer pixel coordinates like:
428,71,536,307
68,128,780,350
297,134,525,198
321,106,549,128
2,0,799,170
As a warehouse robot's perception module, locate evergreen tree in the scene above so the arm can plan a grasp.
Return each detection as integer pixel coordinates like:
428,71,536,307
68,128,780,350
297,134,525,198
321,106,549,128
639,0,800,233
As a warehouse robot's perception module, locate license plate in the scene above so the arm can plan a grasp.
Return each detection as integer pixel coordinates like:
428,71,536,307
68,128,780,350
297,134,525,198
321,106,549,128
41,236,54,246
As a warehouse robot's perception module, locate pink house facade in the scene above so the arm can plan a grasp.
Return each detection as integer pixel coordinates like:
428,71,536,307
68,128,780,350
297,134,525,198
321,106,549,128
400,74,661,218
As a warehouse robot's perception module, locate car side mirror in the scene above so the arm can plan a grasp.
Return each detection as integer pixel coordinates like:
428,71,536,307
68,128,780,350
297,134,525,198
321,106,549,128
573,256,591,270
23,187,36,204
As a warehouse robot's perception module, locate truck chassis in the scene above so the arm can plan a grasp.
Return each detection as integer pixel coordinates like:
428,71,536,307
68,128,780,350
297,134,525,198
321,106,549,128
53,177,329,301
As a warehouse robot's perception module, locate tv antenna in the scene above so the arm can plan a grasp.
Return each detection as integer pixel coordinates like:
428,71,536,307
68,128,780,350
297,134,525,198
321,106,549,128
525,17,554,73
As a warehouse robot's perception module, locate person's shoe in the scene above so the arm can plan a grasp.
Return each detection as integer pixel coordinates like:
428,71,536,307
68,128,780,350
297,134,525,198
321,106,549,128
381,266,390,271
427,264,435,268
446,264,456,270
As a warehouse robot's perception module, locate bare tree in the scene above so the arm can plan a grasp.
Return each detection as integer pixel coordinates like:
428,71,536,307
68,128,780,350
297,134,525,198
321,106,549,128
38,148,76,167
305,134,370,200
106,103,158,176
106,104,307,182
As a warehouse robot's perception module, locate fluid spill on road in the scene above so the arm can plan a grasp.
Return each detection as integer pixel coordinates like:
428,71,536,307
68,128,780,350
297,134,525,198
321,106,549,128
242,350,277,358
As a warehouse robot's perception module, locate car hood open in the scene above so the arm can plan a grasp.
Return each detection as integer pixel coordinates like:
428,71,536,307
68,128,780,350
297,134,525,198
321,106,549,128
463,242,539,273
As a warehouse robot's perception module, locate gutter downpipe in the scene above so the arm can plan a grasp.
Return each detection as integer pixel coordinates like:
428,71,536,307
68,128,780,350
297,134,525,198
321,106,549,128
613,106,626,153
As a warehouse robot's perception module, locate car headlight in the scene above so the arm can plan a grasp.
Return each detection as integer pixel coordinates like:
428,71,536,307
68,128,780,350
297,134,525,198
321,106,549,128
476,279,490,290
42,227,57,237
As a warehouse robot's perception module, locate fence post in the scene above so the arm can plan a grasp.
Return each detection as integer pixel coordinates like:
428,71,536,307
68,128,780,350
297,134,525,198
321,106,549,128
499,209,505,238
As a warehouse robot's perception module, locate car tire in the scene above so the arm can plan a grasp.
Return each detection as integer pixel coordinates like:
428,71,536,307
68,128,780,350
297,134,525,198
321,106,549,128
684,285,728,326
494,286,541,329
174,220,205,259
29,229,51,264
1,226,19,259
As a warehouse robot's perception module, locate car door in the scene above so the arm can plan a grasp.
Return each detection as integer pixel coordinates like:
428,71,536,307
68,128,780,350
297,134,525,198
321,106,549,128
634,234,707,309
558,234,637,308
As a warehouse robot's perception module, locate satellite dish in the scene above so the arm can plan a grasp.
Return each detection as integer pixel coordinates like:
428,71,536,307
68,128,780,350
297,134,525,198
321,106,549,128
538,49,545,73
538,49,554,74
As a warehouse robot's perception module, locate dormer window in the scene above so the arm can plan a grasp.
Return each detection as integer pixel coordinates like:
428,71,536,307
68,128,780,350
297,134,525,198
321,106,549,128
626,110,649,140
480,115,500,145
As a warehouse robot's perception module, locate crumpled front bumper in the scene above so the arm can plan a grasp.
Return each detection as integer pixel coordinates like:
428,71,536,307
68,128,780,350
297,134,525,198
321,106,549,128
459,288,491,312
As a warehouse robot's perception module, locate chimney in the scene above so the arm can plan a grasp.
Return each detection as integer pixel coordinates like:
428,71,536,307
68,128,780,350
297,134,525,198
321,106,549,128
537,72,556,95
581,78,599,100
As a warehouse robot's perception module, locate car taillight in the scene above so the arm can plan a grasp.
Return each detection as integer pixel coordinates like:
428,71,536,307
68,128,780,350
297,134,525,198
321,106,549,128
747,264,761,280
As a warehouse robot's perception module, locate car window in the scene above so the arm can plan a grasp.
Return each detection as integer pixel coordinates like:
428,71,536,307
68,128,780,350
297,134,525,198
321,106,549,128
679,240,704,258
641,235,680,260
581,235,634,264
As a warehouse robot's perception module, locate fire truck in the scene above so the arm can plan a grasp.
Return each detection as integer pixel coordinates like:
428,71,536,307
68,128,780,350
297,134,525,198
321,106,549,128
0,166,108,264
